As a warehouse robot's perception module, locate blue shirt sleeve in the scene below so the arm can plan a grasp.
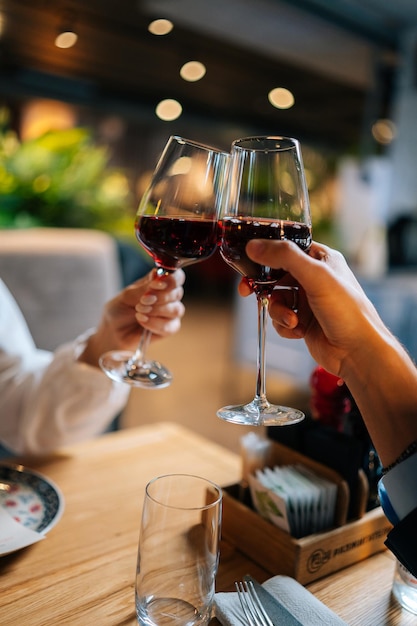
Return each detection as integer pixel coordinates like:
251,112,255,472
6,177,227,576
379,453,417,522
378,453,417,578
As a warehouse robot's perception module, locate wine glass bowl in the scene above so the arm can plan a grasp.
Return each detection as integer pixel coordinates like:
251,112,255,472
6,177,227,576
99,135,229,388
135,214,219,272
220,219,312,293
217,136,312,426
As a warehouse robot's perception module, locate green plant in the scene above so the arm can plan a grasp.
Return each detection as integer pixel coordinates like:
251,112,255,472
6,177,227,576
0,125,134,233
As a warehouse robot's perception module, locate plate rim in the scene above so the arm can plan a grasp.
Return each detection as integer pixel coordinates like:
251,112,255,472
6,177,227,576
0,462,65,535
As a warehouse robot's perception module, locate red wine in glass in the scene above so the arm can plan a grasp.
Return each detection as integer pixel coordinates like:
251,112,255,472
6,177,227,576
135,216,218,271
220,216,311,290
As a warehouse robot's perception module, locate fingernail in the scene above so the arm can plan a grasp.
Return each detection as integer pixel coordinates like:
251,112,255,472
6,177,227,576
150,280,167,290
247,239,265,253
135,312,149,323
136,304,152,313
282,312,294,328
140,294,157,305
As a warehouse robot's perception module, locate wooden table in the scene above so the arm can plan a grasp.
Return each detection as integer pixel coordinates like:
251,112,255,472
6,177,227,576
0,423,414,626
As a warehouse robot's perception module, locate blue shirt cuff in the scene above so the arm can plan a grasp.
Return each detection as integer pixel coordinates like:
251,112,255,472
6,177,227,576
379,453,417,522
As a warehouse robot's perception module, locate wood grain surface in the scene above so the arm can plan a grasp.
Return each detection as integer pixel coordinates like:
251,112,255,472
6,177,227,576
0,423,413,626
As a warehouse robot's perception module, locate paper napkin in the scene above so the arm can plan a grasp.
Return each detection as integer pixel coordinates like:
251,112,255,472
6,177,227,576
214,574,348,626
249,464,338,538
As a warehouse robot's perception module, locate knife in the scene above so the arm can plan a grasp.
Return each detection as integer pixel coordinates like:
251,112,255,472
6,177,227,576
243,575,304,626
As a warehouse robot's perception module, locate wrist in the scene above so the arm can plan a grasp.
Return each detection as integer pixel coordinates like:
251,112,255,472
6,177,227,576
340,316,398,386
73,328,100,368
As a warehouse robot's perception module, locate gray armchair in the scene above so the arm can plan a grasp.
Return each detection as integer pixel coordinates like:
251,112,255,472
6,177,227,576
0,228,123,350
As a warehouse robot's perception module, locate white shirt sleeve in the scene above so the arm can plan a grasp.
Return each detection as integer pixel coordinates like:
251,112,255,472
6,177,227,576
0,279,130,455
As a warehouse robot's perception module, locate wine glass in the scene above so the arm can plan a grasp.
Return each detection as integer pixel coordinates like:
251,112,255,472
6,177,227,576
100,135,229,388
217,136,312,425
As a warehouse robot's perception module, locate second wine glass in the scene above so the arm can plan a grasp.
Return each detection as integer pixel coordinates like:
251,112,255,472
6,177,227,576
100,135,229,388
217,136,312,425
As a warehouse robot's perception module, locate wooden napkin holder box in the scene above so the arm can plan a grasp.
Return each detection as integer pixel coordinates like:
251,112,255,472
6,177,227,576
221,440,392,585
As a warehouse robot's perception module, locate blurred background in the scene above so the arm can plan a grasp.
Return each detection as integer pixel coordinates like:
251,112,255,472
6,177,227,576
1,0,417,452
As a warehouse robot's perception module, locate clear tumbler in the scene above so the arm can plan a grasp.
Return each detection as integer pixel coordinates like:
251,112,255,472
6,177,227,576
135,473,222,626
392,559,417,615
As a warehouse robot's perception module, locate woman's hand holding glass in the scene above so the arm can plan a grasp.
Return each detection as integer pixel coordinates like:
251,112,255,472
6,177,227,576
239,237,417,469
79,269,185,369
100,135,229,388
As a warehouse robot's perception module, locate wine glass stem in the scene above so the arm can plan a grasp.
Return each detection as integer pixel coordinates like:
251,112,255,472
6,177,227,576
255,293,270,410
131,328,152,367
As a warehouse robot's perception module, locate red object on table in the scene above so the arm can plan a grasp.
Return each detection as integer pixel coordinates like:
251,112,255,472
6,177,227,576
310,365,350,431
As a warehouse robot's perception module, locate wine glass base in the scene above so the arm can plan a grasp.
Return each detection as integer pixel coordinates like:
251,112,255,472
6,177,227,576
217,401,305,426
99,350,172,389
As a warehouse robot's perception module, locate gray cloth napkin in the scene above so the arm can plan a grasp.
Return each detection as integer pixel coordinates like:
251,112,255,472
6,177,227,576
214,575,348,626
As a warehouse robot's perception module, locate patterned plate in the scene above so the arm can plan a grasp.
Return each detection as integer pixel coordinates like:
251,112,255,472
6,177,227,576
0,464,64,535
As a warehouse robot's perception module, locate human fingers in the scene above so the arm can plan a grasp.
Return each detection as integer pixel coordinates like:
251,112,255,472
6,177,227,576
246,239,387,377
237,277,251,297
147,268,186,291
269,287,313,340
268,293,301,332
245,239,365,322
245,239,340,293
124,269,185,311
137,300,185,337
146,269,185,304
136,296,185,324
138,283,185,308
237,240,323,298
135,273,184,321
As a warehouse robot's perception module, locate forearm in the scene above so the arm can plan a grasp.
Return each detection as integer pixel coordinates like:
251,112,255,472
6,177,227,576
341,325,417,468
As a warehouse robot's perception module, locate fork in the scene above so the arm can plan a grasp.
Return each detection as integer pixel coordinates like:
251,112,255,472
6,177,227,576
235,579,274,626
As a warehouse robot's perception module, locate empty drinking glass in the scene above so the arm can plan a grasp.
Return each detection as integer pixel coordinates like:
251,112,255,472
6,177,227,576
392,559,417,615
135,473,222,626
